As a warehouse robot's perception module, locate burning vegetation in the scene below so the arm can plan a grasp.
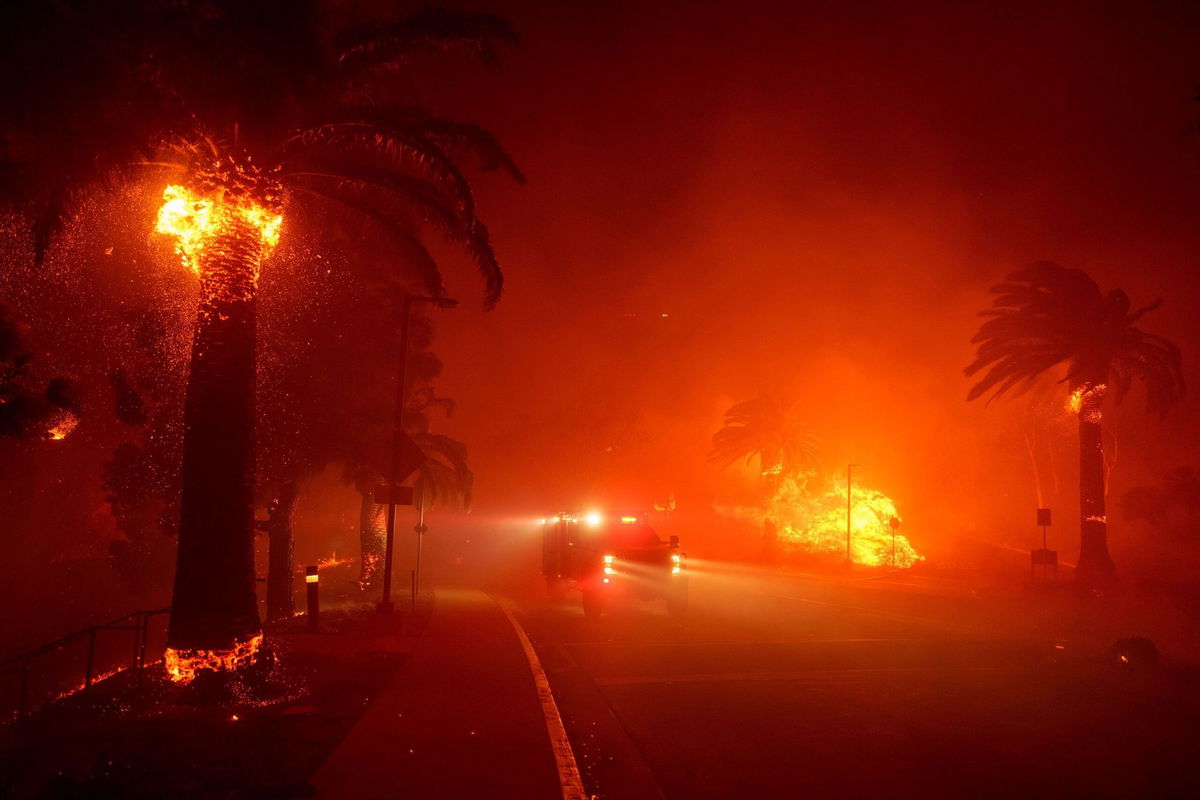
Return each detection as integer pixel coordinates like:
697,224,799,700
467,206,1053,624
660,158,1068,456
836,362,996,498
767,473,922,568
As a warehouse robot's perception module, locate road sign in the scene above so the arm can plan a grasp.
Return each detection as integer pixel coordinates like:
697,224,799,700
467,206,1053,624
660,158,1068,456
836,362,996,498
374,484,414,506
1037,508,1052,526
393,431,427,483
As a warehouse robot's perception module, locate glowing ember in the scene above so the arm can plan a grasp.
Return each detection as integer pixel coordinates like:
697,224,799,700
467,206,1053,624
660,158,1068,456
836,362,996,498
767,474,923,567
358,552,381,590
44,409,78,440
164,633,263,684
155,184,282,275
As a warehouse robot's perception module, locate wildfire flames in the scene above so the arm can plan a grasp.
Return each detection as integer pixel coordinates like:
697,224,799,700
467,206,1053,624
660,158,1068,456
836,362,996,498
155,184,283,275
1066,383,1106,422
315,551,354,569
164,633,263,684
767,474,923,568
43,409,78,440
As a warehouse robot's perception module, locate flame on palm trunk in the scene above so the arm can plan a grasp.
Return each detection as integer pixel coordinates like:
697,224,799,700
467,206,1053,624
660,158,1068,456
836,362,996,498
767,474,923,567
155,183,283,276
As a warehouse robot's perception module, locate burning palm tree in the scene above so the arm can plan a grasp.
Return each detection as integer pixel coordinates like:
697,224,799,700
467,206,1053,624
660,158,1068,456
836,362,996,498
711,395,820,558
965,262,1183,589
0,2,522,679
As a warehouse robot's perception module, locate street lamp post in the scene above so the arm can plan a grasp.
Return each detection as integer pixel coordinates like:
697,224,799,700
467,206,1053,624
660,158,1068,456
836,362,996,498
378,294,457,614
845,463,860,564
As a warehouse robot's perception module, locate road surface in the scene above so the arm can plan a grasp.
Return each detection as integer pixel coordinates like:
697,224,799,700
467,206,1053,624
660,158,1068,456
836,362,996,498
508,563,1200,799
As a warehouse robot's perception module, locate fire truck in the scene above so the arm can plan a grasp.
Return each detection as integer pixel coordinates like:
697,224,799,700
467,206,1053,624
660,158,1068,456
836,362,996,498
541,511,687,617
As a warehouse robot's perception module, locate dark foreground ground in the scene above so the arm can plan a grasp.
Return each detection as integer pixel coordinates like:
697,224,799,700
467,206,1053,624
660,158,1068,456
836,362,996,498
511,563,1200,800
4,555,1200,799
0,603,427,799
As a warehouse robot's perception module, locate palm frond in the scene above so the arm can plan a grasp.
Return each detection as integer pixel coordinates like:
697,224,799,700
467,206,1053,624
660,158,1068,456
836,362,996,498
965,261,1184,414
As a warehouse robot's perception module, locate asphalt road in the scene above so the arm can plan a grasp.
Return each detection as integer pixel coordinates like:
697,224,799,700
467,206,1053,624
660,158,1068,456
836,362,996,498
510,564,1200,800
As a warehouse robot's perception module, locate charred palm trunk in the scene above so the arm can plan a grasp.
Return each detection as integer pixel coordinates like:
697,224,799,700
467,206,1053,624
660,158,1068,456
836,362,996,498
262,481,299,622
167,213,266,655
1075,386,1117,589
358,486,386,588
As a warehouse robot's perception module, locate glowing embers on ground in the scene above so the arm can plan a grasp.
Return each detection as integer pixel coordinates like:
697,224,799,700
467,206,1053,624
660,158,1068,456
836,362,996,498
164,633,264,684
316,551,354,570
155,184,283,275
767,474,923,568
43,409,78,440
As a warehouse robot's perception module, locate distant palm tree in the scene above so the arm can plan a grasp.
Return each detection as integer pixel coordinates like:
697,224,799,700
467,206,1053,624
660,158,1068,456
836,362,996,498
413,432,474,512
711,395,820,558
0,3,521,665
966,262,1183,589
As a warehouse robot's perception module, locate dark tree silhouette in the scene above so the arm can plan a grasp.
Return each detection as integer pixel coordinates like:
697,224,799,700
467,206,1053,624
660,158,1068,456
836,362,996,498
0,2,521,668
965,262,1184,590
0,305,79,440
1122,466,1200,533
710,395,819,559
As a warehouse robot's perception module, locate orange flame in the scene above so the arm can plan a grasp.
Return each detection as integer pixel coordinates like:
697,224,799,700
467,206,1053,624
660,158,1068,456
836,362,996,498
1066,383,1106,421
155,184,282,274
316,551,354,570
164,633,263,684
767,473,923,568
44,409,78,440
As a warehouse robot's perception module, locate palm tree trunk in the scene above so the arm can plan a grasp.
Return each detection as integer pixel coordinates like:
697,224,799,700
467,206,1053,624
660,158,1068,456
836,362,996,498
761,449,781,562
358,487,386,588
1076,389,1117,589
264,481,299,623
167,214,264,654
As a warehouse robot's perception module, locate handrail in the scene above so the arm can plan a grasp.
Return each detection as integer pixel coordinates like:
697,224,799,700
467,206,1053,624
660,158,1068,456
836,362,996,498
0,607,169,669
0,605,171,720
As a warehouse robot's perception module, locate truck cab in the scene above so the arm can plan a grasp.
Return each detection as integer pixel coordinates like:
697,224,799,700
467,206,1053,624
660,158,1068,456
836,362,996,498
542,512,687,617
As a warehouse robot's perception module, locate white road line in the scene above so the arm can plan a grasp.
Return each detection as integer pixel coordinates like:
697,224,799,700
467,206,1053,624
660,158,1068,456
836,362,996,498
496,599,587,800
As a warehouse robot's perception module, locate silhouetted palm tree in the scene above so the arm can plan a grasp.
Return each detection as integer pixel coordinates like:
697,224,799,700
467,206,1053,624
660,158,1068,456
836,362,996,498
413,432,474,512
966,262,1183,589
711,395,819,558
0,2,521,664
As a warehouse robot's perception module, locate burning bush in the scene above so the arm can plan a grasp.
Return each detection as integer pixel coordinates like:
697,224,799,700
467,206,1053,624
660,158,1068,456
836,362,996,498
767,473,922,568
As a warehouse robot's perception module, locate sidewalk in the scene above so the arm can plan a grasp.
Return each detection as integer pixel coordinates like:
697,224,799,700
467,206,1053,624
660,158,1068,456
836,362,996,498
310,588,564,800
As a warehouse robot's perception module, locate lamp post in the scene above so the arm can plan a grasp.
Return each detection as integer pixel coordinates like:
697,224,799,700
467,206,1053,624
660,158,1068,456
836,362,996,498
378,294,458,613
845,463,860,564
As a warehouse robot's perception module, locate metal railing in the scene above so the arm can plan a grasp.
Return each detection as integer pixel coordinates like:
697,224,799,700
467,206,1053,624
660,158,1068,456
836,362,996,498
0,606,170,721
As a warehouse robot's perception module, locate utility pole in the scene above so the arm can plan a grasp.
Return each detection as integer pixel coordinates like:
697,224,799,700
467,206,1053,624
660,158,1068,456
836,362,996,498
378,295,457,613
412,479,427,612
846,463,860,564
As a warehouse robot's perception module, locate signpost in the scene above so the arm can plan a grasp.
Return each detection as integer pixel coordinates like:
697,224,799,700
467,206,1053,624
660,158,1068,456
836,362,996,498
376,430,426,613
375,294,454,614
1032,508,1055,580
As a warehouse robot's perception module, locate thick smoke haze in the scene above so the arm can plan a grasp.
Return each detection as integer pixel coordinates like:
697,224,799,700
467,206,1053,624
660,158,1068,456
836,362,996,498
424,0,1200,569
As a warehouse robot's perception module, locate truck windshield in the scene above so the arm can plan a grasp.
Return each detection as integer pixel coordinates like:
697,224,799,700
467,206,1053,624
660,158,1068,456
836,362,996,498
603,522,662,549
